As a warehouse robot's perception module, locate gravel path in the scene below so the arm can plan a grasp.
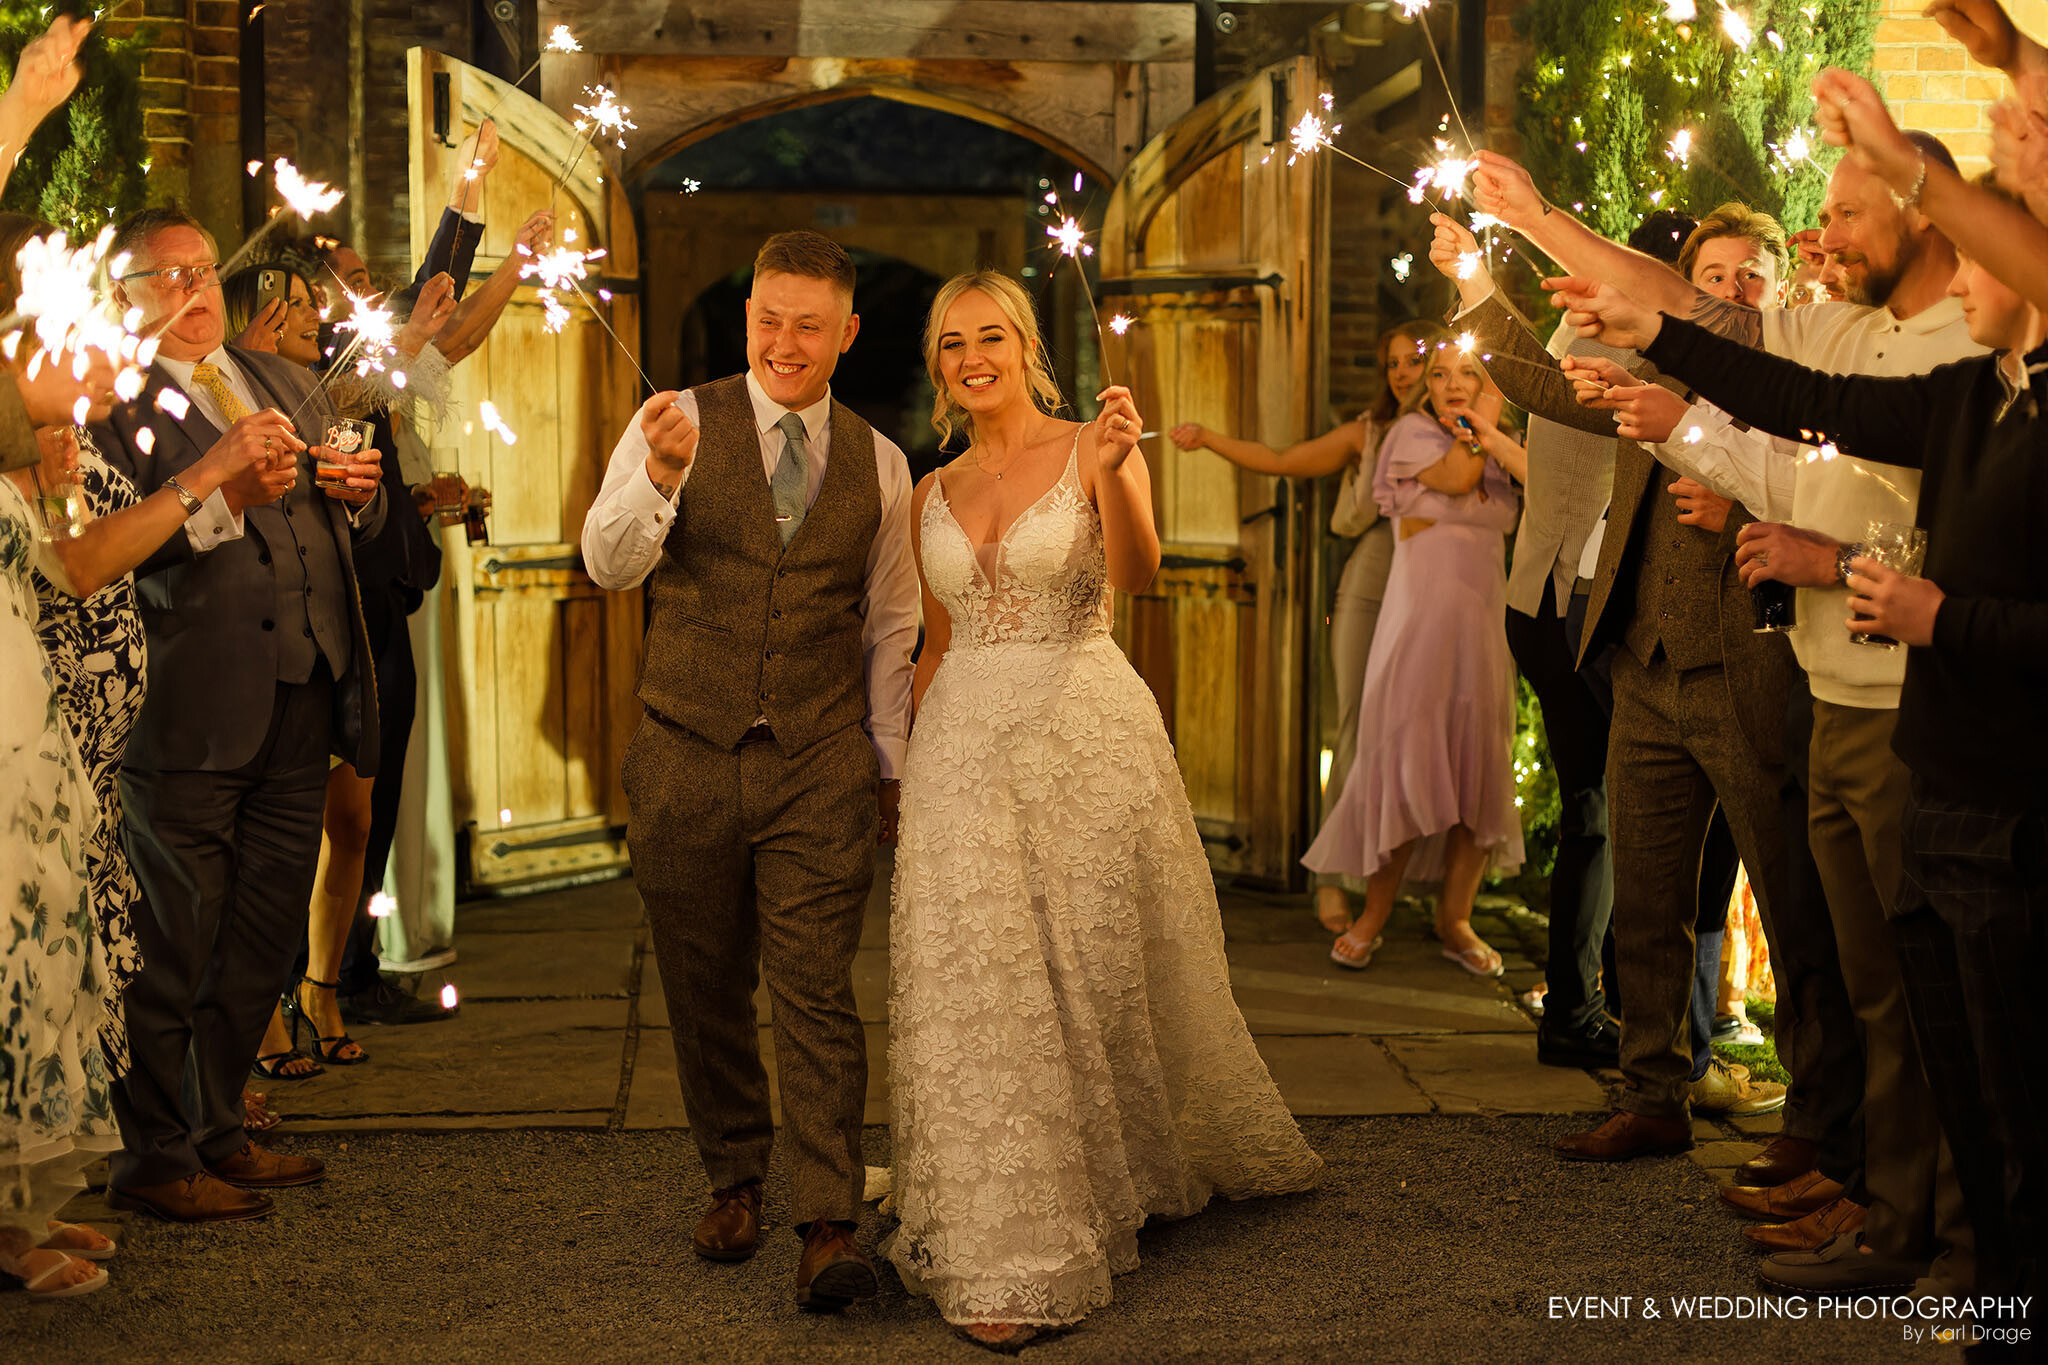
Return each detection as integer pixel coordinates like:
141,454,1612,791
4,1117,1922,1363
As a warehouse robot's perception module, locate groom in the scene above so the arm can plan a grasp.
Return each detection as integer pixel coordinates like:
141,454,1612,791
581,231,917,1309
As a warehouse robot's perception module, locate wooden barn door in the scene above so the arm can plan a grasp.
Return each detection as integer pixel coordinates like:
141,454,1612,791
408,49,643,890
1098,57,1329,886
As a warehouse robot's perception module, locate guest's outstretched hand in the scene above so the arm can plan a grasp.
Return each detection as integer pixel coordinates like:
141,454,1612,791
1926,1,2023,73
1846,557,1945,647
396,272,458,354
1560,355,1634,409
3,14,89,131
1546,277,1662,350
513,209,555,257
1427,213,1494,308
1812,69,1922,195
1600,383,1689,444
1167,423,1210,451
1470,151,1546,230
1990,77,2048,218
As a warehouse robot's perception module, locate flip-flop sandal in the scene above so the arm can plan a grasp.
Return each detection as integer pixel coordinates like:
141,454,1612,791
11,1249,109,1299
39,1221,115,1262
1442,944,1504,978
1330,932,1384,970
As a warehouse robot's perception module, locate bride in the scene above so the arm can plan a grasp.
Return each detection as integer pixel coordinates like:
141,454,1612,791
887,271,1322,1350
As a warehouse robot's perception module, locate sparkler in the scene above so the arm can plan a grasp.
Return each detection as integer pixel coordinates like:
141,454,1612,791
1392,0,1478,154
1667,129,1694,167
1273,106,1443,208
482,23,583,123
552,84,637,212
1108,313,1134,337
1796,435,1913,503
1391,252,1414,282
0,229,156,445
1041,191,1118,387
518,227,608,336
143,158,347,346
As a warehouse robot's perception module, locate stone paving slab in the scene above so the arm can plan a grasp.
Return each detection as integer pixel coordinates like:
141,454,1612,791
1227,941,1534,1037
1252,1035,1432,1115
453,928,637,1001
274,999,628,1126
638,946,891,1029
1383,1035,1609,1115
624,1024,892,1130
457,878,648,934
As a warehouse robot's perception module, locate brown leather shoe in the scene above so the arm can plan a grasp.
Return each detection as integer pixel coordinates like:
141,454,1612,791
108,1172,274,1223
1744,1195,1866,1252
1720,1168,1847,1220
205,1139,325,1188
795,1220,878,1312
692,1183,763,1262
1554,1110,1693,1163
1733,1135,1817,1187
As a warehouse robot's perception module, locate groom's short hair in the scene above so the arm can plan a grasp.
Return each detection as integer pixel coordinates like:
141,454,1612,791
753,230,856,300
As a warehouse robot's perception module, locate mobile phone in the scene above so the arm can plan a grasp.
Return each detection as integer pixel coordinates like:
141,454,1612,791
256,268,287,311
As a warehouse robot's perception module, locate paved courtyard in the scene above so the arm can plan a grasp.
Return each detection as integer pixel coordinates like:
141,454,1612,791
8,860,1921,1362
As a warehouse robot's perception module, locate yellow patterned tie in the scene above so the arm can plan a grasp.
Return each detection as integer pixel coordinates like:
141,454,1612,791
187,361,251,426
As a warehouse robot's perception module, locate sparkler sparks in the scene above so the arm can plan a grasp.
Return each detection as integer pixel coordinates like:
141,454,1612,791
1394,0,1431,15
332,289,399,378
1455,250,1481,280
1108,313,1134,336
480,400,519,446
1663,0,1698,19
1046,216,1092,259
1391,252,1414,283
1718,2,1754,51
572,85,637,152
1412,142,1477,203
1287,110,1338,166
518,228,609,335
272,157,345,219
2,227,156,414
1667,129,1694,167
546,24,581,53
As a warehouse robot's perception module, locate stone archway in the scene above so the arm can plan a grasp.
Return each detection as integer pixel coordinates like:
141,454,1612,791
534,1,1198,187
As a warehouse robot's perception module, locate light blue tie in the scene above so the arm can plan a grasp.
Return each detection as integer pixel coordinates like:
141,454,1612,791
771,411,809,546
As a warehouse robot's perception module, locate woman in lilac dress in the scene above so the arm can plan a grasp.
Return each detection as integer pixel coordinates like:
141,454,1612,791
1304,339,1526,976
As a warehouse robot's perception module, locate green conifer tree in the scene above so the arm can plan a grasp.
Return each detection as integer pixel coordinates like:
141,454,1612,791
0,6,149,237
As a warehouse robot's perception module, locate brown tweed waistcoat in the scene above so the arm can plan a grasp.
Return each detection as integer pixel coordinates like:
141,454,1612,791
637,373,881,755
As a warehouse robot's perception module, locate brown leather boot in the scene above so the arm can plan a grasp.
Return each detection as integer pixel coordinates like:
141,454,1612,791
1733,1134,1817,1187
1720,1168,1847,1220
1744,1196,1865,1253
108,1172,274,1223
795,1220,878,1312
692,1183,763,1262
1554,1110,1693,1162
206,1139,325,1188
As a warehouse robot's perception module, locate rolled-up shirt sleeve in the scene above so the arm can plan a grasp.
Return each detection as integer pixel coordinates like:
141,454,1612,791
1651,402,1799,524
863,436,919,781
580,390,700,591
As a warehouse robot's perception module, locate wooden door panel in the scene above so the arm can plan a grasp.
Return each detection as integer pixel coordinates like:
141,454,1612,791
410,49,641,889
1099,58,1327,885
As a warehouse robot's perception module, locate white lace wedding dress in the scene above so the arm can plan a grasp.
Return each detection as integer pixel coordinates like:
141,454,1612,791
886,436,1322,1327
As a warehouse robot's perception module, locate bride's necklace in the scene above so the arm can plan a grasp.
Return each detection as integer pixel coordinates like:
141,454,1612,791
971,442,1023,482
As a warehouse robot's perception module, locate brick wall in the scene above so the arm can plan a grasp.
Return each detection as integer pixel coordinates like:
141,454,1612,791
102,0,243,249
1873,0,2048,170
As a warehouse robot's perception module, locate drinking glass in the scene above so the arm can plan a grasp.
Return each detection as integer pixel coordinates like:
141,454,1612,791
35,427,86,543
463,487,491,546
1849,520,1928,649
317,417,373,492
1750,579,1795,634
431,470,466,526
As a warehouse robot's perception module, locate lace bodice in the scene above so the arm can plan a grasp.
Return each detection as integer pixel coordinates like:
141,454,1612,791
921,437,1112,649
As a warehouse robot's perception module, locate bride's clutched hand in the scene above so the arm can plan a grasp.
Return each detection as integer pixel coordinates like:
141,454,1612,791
1094,386,1142,471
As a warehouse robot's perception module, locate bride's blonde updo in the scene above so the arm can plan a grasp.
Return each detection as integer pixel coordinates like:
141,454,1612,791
923,270,1065,447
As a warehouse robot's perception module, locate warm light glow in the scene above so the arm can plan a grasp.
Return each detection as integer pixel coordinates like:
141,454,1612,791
272,157,346,219
441,983,460,1010
1718,2,1754,50
545,24,581,53
480,401,519,446
368,892,397,919
1667,129,1693,167
1108,313,1134,336
1390,252,1414,282
1663,0,1697,19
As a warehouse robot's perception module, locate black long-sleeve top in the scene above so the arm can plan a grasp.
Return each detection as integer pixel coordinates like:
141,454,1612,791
1643,314,2048,805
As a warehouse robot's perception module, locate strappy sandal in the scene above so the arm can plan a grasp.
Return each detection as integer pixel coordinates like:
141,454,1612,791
1442,943,1504,978
243,1087,282,1133
1329,931,1384,970
39,1221,115,1262
2,1247,108,1299
251,1048,323,1081
286,976,369,1065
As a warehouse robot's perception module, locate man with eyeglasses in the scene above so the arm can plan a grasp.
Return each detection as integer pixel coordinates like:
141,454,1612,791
90,204,388,1225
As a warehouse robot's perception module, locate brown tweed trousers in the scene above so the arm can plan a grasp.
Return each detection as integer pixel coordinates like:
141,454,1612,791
1467,296,1805,1119
624,374,881,1227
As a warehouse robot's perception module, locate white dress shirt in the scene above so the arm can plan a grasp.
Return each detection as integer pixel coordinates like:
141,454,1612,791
581,371,919,780
156,347,264,552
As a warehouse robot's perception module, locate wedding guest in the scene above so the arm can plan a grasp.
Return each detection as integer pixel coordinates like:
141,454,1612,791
1306,337,1527,976
217,264,459,1075
91,204,387,1223
1166,318,1432,934
1533,126,1983,1291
